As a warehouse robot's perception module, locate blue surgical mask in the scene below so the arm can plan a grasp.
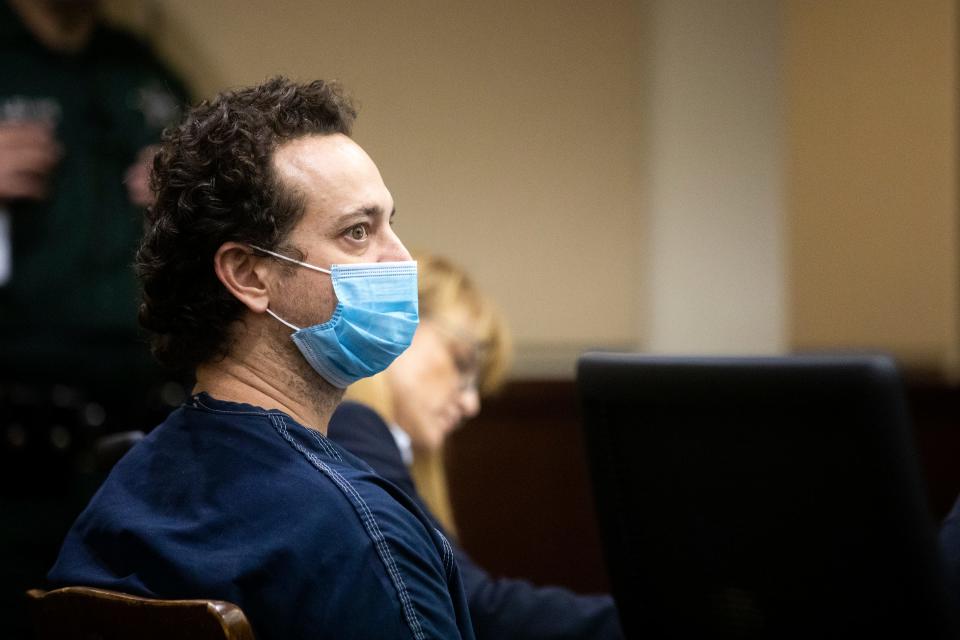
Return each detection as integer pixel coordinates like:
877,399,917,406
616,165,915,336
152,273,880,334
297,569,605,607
251,246,419,388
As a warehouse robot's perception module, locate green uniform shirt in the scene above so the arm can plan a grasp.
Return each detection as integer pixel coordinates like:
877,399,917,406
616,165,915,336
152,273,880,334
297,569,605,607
0,5,189,381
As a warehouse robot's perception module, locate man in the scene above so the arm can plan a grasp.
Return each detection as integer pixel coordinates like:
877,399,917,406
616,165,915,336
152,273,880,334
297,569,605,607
48,77,475,640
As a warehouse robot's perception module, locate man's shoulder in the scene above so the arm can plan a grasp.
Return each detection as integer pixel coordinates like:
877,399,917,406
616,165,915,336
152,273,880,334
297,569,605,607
90,22,170,70
139,399,379,495
50,399,468,640
87,22,191,113
52,399,446,588
131,399,424,533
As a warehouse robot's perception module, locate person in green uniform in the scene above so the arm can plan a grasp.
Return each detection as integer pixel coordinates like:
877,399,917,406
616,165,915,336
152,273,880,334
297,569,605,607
0,2,190,637
0,0,189,384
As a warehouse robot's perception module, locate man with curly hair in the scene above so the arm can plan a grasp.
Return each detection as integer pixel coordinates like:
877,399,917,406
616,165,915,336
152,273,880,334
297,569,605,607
47,77,475,640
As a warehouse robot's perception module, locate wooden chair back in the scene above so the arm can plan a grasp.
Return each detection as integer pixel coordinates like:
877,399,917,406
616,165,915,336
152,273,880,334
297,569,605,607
26,586,255,640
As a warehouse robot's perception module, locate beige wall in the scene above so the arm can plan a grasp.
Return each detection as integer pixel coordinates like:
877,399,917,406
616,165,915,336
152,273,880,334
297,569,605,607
785,0,960,378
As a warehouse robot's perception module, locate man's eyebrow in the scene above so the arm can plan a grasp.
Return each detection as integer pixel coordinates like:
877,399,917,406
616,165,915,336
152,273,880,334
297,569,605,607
346,205,378,218
343,204,391,217
338,205,396,221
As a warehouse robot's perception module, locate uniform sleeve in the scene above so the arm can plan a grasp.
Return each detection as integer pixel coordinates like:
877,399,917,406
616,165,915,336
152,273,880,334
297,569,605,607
96,27,192,152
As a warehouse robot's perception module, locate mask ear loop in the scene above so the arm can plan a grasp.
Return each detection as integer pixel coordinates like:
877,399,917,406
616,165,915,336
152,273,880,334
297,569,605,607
249,245,328,332
265,308,301,332
249,245,332,274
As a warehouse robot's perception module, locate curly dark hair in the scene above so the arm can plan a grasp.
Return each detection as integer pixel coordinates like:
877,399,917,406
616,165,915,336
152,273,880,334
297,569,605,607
136,76,357,371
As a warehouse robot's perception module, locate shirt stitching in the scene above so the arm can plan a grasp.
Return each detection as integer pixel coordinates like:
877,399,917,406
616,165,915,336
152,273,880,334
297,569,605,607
436,528,456,581
270,414,427,640
191,397,280,417
308,430,343,462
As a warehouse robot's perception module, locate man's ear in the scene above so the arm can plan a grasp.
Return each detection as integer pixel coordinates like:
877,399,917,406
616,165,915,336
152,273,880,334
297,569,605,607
213,241,273,313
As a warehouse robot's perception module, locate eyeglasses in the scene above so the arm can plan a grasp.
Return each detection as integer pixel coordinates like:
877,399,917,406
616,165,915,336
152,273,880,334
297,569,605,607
451,350,479,393
430,319,485,393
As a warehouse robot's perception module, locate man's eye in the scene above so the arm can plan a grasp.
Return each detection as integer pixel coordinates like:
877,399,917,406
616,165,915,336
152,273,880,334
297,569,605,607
348,225,367,241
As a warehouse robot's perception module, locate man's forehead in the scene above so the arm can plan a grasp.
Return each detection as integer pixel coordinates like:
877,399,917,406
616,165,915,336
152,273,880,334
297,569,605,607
272,133,393,227
272,133,362,184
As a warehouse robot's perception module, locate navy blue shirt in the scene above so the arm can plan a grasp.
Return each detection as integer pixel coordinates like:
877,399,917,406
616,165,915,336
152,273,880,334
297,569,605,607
48,393,475,640
329,401,624,640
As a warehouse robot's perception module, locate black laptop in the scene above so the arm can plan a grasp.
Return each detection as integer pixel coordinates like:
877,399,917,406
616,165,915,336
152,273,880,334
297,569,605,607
577,353,956,639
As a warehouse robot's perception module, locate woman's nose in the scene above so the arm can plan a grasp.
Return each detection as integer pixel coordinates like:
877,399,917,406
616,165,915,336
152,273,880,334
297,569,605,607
458,386,481,419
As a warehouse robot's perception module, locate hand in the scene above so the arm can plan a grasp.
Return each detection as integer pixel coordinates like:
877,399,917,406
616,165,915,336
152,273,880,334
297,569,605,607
124,145,158,207
0,121,62,202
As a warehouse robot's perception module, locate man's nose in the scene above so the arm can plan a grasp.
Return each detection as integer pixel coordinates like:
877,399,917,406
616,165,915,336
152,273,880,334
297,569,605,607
382,226,412,262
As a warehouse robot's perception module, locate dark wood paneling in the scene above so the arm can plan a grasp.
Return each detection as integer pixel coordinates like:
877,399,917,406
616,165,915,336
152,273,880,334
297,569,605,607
446,378,960,594
446,381,610,595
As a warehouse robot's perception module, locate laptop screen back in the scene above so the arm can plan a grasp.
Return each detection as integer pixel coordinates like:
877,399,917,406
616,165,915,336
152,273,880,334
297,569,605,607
577,353,955,639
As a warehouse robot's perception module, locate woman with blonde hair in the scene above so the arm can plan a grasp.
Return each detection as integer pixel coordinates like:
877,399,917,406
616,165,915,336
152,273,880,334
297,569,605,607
328,252,622,640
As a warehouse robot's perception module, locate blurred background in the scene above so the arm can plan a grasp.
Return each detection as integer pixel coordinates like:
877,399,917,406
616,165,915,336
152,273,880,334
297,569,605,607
102,0,959,380
6,0,960,635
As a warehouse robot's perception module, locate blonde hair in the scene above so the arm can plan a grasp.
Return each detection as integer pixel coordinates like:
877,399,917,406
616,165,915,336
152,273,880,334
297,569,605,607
345,251,512,534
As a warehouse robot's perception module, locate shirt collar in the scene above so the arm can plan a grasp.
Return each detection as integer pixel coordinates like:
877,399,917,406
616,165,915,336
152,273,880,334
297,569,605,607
387,423,414,466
